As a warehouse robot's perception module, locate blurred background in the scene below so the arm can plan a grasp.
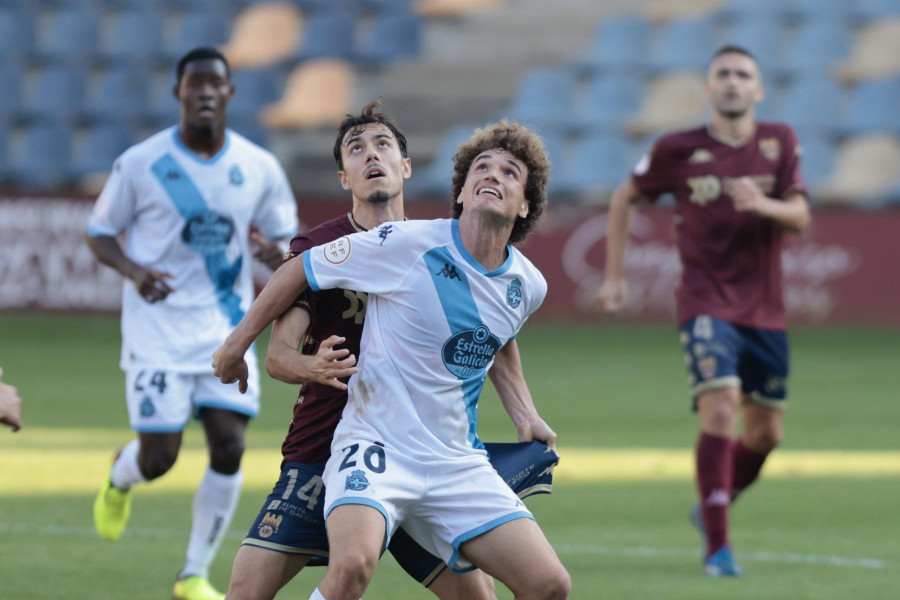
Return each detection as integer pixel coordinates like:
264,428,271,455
1,0,899,323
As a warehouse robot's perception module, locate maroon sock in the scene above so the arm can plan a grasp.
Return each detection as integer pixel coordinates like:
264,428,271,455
696,432,733,557
731,439,769,502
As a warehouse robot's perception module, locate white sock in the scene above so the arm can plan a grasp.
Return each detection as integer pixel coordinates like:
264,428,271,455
309,588,326,600
179,466,243,579
109,439,146,490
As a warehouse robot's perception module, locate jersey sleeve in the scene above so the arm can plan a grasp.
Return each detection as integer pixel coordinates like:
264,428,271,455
252,154,299,240
630,136,676,200
86,155,137,237
774,125,807,199
302,221,420,295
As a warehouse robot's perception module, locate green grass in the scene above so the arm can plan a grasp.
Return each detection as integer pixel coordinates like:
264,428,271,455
1,313,898,599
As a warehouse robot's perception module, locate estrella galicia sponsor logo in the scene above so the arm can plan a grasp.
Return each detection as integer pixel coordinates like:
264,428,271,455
506,278,522,308
229,164,244,186
345,469,370,491
139,396,155,417
181,210,235,256
378,224,393,245
442,324,501,378
435,263,461,280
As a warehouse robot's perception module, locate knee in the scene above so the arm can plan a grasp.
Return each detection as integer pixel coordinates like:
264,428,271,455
535,567,571,600
138,445,178,480
329,550,378,592
746,427,782,453
209,436,245,473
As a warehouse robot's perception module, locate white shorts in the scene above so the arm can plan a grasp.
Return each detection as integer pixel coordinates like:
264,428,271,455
124,361,260,433
322,437,534,573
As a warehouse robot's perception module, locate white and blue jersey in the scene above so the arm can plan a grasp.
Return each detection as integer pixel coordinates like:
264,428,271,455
303,218,547,460
88,126,298,372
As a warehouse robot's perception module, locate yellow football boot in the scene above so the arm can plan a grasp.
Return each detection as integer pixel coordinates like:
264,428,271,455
92,479,132,541
172,576,226,600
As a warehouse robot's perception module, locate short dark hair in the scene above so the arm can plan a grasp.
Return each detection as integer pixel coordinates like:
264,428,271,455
176,47,231,85
332,99,408,170
450,120,550,245
710,44,757,66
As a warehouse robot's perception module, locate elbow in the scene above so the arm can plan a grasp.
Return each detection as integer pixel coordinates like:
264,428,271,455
264,354,282,380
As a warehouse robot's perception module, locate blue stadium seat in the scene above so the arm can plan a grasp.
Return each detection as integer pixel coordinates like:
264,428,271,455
0,65,24,122
36,9,99,65
228,67,283,126
505,69,576,135
0,9,34,62
782,0,856,24
24,65,87,125
572,73,643,132
164,11,232,62
724,18,784,76
355,11,421,66
797,133,835,190
292,12,356,62
9,122,73,190
407,124,477,198
553,133,632,196
575,16,649,76
71,123,138,178
357,0,413,14
855,0,900,21
838,79,900,137
716,0,789,23
776,78,843,135
146,76,181,130
85,67,151,125
646,17,717,73
0,125,9,182
99,9,164,66
779,20,851,79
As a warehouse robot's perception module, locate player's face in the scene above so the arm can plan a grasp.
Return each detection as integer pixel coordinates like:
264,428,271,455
457,149,529,222
175,58,234,129
706,53,764,119
337,123,411,203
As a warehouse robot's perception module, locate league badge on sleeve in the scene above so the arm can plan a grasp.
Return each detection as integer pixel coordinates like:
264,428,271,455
324,237,352,264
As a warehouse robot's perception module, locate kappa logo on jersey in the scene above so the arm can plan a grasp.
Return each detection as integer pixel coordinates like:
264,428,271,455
345,469,370,491
324,237,351,264
442,324,501,379
181,210,235,256
506,278,522,308
688,148,714,164
139,396,155,417
435,263,461,280
229,164,244,186
378,224,394,245
257,512,283,538
164,169,181,180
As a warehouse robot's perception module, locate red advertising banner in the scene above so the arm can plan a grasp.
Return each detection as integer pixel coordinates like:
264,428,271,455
2,197,898,325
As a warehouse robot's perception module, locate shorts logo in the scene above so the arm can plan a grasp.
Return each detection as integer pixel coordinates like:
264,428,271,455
257,512,283,538
324,237,351,264
764,376,787,395
139,396,155,417
181,210,235,256
698,357,718,380
442,325,501,379
345,469,370,491
506,279,522,308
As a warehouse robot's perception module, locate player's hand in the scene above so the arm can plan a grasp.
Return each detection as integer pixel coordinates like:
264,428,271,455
131,265,175,303
516,414,558,451
251,231,286,271
728,177,767,215
212,345,249,394
306,336,359,390
0,367,22,432
596,277,627,314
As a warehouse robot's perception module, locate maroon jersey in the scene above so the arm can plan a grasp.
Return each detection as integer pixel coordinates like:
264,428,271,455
279,212,367,464
631,122,806,330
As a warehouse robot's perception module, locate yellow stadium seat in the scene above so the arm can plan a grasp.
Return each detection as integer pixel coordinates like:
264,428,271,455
642,0,727,23
221,2,303,70
624,72,707,137
260,59,354,130
833,17,900,83
415,0,506,19
815,134,900,205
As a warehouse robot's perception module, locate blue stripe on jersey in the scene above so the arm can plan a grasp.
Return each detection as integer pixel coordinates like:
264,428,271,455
303,250,322,291
424,246,486,451
151,153,245,325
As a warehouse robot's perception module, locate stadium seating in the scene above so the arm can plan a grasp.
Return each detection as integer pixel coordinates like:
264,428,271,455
505,69,576,135
624,72,708,137
776,77,843,136
553,133,633,198
70,123,138,191
414,0,506,19
0,65,23,123
782,0,855,24
0,9,34,62
645,17,717,73
24,65,87,125
164,10,233,63
715,0,787,23
575,16,649,76
572,73,644,132
797,133,836,191
642,0,726,23
724,17,783,75
221,2,303,70
291,11,356,62
8,122,73,190
779,20,851,79
833,18,900,83
815,134,900,206
855,0,900,21
407,123,477,197
355,11,422,66
259,59,354,130
837,79,900,137
98,9,164,66
36,9,99,65
84,66,151,126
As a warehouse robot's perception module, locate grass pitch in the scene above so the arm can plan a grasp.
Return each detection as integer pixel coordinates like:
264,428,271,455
0,313,898,599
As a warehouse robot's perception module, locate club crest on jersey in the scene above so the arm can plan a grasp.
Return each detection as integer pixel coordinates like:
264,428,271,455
181,210,235,256
688,148,714,164
442,324,501,379
345,469,370,491
506,278,522,308
759,138,780,161
229,164,244,186
257,512,283,538
378,224,394,245
139,396,155,417
324,237,351,264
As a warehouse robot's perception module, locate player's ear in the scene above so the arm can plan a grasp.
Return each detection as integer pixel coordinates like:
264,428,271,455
518,201,529,219
337,170,350,190
401,157,412,180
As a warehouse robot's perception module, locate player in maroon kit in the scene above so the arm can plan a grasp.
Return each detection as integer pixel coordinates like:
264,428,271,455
225,102,558,600
597,45,811,576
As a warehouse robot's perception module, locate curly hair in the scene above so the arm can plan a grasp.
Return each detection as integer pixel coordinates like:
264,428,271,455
449,120,550,244
332,99,408,170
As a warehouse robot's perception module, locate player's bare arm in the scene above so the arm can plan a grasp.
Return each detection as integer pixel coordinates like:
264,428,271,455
0,367,23,432
213,254,310,392
86,234,174,303
250,231,290,271
596,178,642,313
266,306,358,389
729,180,811,233
489,340,558,451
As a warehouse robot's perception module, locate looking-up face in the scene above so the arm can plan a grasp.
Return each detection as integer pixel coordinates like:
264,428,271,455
337,123,411,203
456,148,529,223
705,52,764,119
175,58,233,130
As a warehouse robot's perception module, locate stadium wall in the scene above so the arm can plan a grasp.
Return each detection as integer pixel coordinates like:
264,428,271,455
1,196,898,326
